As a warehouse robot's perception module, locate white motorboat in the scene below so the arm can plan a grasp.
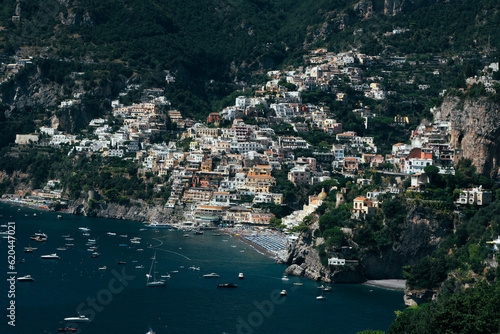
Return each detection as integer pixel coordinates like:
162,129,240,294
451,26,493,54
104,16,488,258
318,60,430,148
238,273,244,279
78,227,90,232
203,273,220,278
280,289,287,296
281,275,289,281
17,275,34,282
41,253,59,259
188,266,200,271
145,221,173,229
64,315,90,323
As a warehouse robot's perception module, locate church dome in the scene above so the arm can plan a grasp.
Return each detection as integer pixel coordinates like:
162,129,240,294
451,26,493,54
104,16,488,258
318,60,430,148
317,187,327,200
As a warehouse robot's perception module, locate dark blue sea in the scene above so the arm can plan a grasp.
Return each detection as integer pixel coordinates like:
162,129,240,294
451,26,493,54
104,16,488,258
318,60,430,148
0,203,404,334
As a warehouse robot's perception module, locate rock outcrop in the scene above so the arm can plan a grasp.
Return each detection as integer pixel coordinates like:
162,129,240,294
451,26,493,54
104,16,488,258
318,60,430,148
281,203,451,284
68,197,178,224
433,96,500,177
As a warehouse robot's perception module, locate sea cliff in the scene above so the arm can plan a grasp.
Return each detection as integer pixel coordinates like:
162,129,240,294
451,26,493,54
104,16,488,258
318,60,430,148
279,202,452,289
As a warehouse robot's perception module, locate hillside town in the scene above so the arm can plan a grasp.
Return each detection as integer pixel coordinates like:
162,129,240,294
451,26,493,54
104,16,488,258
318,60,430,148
5,49,498,238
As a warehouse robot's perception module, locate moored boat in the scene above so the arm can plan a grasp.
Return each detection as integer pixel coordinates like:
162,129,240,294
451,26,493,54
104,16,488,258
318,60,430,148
203,272,219,278
17,275,34,282
217,283,238,288
64,315,90,323
238,273,244,279
41,253,59,259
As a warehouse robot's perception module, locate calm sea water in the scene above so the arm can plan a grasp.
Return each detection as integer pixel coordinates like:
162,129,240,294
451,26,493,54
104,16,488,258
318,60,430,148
0,203,404,334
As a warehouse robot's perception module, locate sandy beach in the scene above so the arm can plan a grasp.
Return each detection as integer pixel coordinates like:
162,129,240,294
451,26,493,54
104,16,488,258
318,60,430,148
363,279,406,291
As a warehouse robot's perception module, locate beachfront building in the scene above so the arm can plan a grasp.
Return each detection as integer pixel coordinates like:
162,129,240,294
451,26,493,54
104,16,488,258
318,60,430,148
194,204,231,224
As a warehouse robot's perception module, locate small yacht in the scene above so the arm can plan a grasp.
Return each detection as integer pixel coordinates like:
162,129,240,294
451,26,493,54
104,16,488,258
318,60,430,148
281,275,289,281
323,286,332,292
90,252,100,258
31,232,47,242
238,273,244,279
161,274,171,279
203,273,220,278
57,215,62,219
64,315,90,323
17,275,34,282
24,246,37,253
98,266,107,270
107,232,117,236
293,282,303,286
41,253,59,259
78,227,90,232
135,265,145,269
316,292,326,300
188,266,200,271
280,289,287,296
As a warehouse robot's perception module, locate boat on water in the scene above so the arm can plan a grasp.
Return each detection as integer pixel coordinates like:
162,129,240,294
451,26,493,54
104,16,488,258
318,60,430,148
41,253,59,259
98,266,107,270
194,230,203,235
212,233,222,236
107,232,117,236
161,274,171,279
56,247,68,251
146,329,155,334
183,234,190,237
238,273,244,279
145,221,173,229
135,265,145,269
117,261,126,265
24,246,37,253
203,273,220,278
188,266,200,271
57,215,62,219
281,275,289,281
293,282,303,286
323,286,332,292
30,232,47,241
171,270,179,274
90,252,100,258
217,283,238,288
78,227,90,232
17,275,34,282
64,315,90,323
316,291,326,300
280,289,287,296
131,240,141,244
58,328,76,332
147,251,166,287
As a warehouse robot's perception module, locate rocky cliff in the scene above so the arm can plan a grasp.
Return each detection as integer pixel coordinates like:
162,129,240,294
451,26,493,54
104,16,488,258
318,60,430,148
280,202,452,284
68,197,179,224
433,96,500,177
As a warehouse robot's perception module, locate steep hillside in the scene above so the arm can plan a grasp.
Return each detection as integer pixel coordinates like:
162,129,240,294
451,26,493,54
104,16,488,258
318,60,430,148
281,199,453,283
2,0,498,79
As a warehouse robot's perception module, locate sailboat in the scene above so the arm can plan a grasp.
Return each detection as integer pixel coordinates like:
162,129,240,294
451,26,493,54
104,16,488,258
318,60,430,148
146,251,166,287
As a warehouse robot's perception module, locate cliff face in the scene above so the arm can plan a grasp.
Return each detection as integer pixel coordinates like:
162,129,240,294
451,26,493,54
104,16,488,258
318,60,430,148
68,197,178,224
433,96,500,177
0,66,63,115
281,203,451,283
